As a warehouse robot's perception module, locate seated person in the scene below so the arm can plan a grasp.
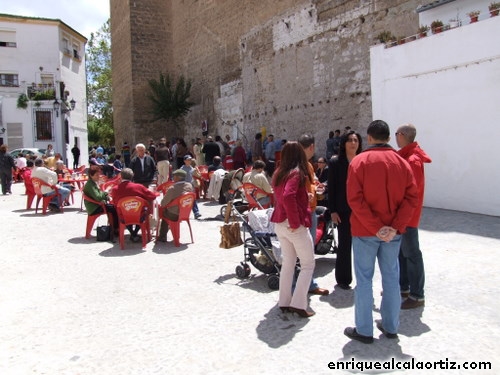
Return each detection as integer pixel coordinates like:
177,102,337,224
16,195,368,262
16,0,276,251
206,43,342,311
110,168,157,242
113,154,124,172
54,160,76,200
89,151,104,166
31,158,71,212
157,169,194,242
45,153,62,170
242,160,273,206
83,166,118,232
315,157,328,206
208,156,224,172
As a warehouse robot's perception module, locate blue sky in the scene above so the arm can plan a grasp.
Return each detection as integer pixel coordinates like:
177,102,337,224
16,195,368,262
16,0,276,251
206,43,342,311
2,0,110,40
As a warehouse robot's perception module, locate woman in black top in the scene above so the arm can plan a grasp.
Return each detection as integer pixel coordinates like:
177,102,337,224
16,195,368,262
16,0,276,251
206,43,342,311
327,130,362,289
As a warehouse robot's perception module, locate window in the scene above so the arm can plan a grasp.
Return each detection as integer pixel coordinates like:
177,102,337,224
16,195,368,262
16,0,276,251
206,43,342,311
62,37,71,55
34,109,54,141
0,30,16,48
73,43,81,60
0,73,19,87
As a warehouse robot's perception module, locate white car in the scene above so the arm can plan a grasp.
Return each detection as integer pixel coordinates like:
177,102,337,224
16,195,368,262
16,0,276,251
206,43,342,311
9,148,46,159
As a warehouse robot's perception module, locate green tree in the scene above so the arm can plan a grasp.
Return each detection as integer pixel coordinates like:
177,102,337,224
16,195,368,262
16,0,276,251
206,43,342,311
86,19,113,145
147,73,195,131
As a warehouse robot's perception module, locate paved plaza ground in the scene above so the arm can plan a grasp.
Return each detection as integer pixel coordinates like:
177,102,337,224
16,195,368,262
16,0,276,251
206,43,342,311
1,182,499,374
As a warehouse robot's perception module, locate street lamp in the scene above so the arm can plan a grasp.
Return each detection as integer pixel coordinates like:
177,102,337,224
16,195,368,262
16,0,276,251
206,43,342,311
53,98,76,116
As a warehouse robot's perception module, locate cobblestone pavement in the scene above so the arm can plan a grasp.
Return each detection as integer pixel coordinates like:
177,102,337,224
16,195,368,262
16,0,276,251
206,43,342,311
1,182,499,374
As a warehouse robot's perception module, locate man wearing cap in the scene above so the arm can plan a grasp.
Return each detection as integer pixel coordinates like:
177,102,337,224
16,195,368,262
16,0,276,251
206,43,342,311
157,169,194,242
181,155,201,219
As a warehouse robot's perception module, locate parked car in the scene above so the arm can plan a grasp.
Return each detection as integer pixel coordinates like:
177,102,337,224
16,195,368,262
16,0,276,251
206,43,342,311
9,148,46,159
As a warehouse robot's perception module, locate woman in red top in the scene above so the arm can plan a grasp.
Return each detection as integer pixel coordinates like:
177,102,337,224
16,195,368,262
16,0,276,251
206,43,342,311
271,142,315,318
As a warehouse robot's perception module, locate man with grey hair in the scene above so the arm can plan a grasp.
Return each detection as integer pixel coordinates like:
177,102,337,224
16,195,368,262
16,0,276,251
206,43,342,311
31,158,71,212
395,123,432,309
129,143,156,187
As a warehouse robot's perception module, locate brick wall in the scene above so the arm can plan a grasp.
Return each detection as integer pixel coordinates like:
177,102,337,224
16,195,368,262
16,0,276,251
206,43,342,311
111,0,424,157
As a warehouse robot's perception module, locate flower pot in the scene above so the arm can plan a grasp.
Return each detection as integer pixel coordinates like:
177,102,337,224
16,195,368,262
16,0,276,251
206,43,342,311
469,16,479,23
490,9,499,17
419,32,427,38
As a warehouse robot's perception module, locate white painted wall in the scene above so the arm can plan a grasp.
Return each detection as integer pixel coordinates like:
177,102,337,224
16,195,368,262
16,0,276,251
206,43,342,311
371,16,500,216
0,17,88,165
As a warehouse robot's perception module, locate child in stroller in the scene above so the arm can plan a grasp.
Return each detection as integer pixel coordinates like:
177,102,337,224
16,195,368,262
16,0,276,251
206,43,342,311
233,206,336,290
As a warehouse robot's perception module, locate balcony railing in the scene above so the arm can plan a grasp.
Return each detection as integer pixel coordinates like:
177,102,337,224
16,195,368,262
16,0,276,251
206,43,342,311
27,84,56,100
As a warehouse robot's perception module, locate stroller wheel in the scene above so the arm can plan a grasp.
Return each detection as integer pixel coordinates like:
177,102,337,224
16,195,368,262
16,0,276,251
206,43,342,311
243,263,251,277
236,264,250,279
220,205,227,217
267,274,280,290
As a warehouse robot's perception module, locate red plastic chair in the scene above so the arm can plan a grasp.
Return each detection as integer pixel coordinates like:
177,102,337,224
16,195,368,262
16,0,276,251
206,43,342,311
31,177,63,214
157,181,174,195
242,182,273,210
82,193,114,239
156,192,196,247
23,172,36,209
115,196,151,250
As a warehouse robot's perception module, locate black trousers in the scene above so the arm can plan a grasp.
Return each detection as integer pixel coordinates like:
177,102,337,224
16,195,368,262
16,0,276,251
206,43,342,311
335,211,353,286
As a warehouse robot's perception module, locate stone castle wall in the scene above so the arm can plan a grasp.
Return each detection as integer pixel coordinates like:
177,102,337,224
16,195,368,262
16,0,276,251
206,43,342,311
111,0,426,156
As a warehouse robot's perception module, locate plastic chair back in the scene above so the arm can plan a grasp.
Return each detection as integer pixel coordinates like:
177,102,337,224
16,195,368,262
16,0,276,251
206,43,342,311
242,182,273,210
157,181,174,195
83,193,113,239
156,192,196,247
115,196,151,249
32,177,62,214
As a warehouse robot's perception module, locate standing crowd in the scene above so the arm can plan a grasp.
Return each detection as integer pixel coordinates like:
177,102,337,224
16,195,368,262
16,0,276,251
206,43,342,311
0,118,431,343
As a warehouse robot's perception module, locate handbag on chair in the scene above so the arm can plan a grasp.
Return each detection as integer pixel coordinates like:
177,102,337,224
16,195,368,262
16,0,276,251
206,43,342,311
219,201,243,249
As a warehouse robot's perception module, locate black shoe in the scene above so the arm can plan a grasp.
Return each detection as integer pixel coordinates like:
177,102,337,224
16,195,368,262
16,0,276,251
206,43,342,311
337,283,352,290
376,321,398,339
130,235,141,243
195,213,202,219
344,327,374,344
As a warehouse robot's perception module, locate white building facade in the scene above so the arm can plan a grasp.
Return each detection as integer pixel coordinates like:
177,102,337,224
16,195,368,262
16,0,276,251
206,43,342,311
370,0,500,216
0,14,88,166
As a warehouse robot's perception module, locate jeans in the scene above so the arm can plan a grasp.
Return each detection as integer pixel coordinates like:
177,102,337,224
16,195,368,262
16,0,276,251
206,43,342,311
275,220,315,310
353,235,401,336
399,227,425,300
45,186,71,208
192,200,200,216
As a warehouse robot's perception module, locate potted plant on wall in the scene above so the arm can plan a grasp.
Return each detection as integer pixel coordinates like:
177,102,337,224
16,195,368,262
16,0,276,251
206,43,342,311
431,20,444,34
418,25,429,37
17,93,28,109
467,10,480,23
489,2,500,16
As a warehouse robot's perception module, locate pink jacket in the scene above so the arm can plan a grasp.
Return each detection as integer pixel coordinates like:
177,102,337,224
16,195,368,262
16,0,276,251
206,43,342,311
270,170,311,229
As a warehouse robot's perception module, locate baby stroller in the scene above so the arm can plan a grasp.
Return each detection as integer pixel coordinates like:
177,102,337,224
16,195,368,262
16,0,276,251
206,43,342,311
233,207,283,290
314,206,338,255
219,168,248,216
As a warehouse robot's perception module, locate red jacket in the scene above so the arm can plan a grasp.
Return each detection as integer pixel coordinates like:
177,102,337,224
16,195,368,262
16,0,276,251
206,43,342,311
271,170,311,229
347,145,418,236
398,142,432,227
111,180,157,208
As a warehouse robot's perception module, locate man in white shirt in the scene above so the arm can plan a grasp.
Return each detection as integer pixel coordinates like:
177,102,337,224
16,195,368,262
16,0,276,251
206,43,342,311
32,158,71,211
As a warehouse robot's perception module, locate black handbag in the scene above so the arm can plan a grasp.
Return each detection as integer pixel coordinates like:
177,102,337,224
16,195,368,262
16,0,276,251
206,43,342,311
96,225,112,242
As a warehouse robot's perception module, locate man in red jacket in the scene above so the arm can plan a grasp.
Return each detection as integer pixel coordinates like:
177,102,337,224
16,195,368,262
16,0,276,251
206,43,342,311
111,168,157,242
396,124,432,309
344,120,418,344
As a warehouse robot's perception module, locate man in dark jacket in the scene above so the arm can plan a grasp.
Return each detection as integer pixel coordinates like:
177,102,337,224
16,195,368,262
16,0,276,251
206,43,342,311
0,144,16,195
129,143,156,187
201,136,220,165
